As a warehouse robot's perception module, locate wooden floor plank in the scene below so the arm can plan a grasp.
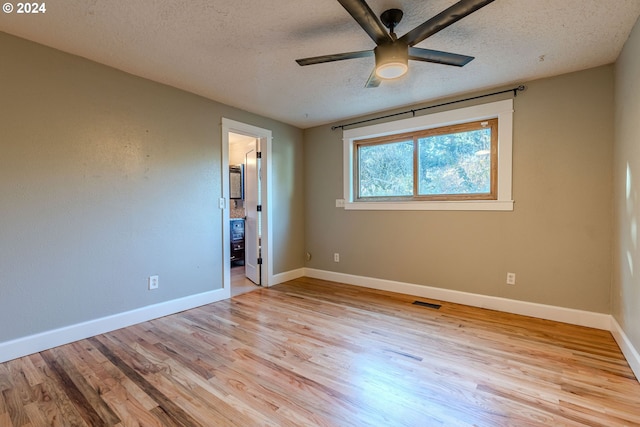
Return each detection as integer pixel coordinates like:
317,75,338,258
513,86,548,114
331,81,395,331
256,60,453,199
40,350,110,427
0,411,14,427
1,277,639,426
2,387,30,427
50,345,122,426
28,382,70,427
87,336,203,427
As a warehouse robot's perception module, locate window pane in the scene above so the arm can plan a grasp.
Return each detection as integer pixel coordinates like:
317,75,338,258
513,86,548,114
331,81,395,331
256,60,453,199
418,128,491,196
358,140,413,197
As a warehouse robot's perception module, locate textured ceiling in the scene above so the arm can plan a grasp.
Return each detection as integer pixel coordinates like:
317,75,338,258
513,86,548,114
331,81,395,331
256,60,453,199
1,1,639,128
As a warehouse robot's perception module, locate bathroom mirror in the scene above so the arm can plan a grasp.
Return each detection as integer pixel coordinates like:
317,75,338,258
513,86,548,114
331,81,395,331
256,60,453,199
229,165,244,199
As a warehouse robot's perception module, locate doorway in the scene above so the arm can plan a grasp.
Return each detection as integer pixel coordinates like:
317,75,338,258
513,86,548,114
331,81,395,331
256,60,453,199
221,119,272,298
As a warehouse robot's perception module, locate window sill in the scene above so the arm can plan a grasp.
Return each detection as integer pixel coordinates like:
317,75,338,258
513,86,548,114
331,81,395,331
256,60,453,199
344,200,514,211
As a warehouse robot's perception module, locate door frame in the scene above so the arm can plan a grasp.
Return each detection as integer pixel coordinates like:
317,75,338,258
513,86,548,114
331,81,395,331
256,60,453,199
221,118,273,296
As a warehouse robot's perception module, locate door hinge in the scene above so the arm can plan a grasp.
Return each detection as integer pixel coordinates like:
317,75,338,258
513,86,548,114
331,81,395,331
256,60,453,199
256,205,262,212
257,257,263,265
256,151,262,159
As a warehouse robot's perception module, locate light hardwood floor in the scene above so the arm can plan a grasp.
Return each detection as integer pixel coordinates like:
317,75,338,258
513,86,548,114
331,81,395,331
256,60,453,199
1,277,639,426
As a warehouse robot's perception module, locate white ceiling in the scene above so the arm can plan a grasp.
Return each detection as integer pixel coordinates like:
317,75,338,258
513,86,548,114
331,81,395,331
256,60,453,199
1,1,639,129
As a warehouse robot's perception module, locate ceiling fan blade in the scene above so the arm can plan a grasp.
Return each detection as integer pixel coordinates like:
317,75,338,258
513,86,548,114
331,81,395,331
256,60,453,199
337,0,393,45
296,50,373,66
365,68,381,88
399,0,495,47
409,47,474,67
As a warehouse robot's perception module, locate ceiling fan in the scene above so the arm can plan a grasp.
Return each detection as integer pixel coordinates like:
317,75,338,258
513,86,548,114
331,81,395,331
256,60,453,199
295,0,495,87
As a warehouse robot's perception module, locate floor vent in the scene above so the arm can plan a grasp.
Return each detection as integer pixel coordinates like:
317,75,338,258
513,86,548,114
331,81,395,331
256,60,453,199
412,301,441,309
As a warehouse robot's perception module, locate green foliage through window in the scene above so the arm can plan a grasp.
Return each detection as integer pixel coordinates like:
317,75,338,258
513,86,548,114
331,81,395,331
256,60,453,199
359,140,413,197
355,119,497,201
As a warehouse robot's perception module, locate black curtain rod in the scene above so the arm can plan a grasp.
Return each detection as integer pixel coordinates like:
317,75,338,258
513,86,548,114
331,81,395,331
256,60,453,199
331,85,526,131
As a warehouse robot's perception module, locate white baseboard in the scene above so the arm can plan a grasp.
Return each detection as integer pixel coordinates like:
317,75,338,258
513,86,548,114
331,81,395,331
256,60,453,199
270,268,305,286
0,288,227,364
610,317,640,381
304,268,612,330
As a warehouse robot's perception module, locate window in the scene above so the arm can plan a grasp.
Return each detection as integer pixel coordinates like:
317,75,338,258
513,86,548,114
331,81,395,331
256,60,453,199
355,119,497,201
342,99,514,211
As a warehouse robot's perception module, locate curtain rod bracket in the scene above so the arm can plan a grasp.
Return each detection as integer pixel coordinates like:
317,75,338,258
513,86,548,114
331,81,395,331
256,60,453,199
514,85,525,97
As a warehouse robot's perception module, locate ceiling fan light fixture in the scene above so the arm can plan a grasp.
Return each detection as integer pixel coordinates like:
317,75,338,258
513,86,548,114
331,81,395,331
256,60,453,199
374,42,409,79
294,1,494,87
376,61,408,79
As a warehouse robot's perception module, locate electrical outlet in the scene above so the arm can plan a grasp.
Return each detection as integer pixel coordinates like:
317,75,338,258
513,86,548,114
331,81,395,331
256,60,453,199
148,275,159,290
506,272,516,285
334,253,340,262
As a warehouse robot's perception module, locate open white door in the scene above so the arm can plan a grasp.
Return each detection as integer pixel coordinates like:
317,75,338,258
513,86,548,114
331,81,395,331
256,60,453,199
222,117,271,294
244,139,261,285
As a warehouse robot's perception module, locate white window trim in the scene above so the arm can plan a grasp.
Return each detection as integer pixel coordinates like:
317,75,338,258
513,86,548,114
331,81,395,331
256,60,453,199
342,99,514,211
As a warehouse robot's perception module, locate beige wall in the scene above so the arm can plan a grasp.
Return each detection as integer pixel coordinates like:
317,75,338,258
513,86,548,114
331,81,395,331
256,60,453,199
613,19,640,352
0,32,304,343
304,66,614,313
